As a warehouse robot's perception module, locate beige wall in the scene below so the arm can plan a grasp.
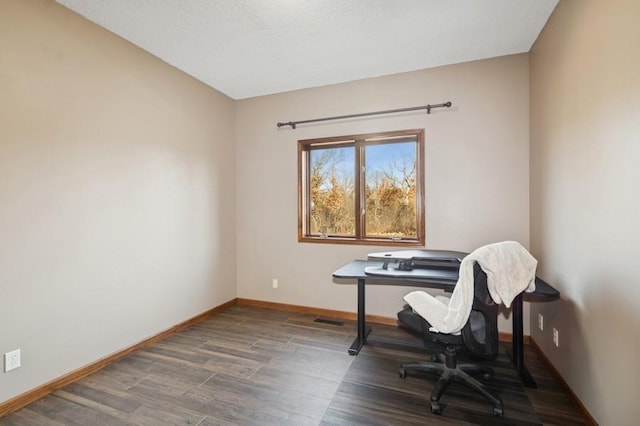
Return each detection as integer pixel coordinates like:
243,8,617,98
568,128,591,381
235,54,531,329
530,1,640,423
0,0,236,403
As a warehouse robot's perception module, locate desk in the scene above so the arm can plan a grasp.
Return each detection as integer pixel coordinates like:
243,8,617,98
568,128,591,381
333,259,559,388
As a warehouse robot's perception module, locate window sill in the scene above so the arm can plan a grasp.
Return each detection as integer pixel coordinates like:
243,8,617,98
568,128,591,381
299,236,424,247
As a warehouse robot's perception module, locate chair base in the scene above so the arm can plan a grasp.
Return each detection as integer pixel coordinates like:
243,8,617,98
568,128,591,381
399,350,504,417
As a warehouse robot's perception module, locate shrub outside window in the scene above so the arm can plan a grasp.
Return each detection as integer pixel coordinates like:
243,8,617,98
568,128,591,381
298,129,425,246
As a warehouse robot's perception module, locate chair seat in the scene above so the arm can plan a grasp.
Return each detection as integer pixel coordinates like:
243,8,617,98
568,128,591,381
398,305,463,347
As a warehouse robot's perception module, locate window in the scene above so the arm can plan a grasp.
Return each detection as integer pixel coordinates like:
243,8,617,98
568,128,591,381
298,129,425,246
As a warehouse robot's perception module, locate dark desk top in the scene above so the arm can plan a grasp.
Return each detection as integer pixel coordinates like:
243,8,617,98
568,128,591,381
333,259,560,301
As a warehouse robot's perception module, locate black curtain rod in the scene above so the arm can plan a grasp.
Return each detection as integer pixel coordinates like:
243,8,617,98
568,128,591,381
276,101,452,129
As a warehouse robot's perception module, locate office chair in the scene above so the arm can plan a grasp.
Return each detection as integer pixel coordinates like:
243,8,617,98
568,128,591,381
397,262,504,417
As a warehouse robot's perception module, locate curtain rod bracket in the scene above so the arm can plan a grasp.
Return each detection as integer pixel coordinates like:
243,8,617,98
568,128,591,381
277,101,452,129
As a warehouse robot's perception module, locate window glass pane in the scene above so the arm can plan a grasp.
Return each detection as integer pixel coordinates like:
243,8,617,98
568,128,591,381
364,141,417,239
309,146,355,236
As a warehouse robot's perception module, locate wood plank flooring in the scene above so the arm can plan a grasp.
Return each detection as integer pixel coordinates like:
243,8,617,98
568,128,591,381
0,305,587,425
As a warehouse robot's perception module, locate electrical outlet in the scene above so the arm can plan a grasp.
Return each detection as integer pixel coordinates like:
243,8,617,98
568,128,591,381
553,328,559,347
538,313,544,331
272,278,278,289
4,349,21,372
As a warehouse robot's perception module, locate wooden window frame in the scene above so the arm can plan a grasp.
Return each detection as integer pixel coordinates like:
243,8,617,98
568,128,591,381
298,129,425,246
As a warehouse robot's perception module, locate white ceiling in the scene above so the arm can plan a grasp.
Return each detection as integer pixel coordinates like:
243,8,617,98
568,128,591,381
56,0,558,100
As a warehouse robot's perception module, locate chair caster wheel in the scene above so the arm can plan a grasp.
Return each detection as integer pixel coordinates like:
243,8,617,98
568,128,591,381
430,401,441,414
431,353,439,362
398,368,406,379
493,407,504,417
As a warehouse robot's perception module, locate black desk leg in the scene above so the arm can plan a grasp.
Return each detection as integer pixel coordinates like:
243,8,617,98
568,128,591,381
348,278,371,355
509,293,537,388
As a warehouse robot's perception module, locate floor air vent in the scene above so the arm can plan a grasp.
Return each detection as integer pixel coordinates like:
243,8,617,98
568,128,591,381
313,318,344,326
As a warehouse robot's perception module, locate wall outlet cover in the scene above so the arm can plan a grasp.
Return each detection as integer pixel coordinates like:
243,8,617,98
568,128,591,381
4,349,21,372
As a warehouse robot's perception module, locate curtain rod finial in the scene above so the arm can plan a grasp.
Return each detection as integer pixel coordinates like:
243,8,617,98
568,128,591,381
277,121,296,129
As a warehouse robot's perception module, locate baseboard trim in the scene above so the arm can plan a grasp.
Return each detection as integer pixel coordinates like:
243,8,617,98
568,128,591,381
237,298,522,343
0,299,237,418
529,338,598,426
498,331,531,345
236,298,403,326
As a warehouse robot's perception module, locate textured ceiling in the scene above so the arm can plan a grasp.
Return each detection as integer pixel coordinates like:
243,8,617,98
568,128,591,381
56,0,558,100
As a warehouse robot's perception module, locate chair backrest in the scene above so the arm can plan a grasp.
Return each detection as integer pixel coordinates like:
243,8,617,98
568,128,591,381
460,262,500,360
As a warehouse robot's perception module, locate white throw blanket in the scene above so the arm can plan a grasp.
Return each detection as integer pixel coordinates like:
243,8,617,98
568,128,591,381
403,241,537,334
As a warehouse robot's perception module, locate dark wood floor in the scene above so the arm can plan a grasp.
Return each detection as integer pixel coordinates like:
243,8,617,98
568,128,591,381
0,305,586,425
